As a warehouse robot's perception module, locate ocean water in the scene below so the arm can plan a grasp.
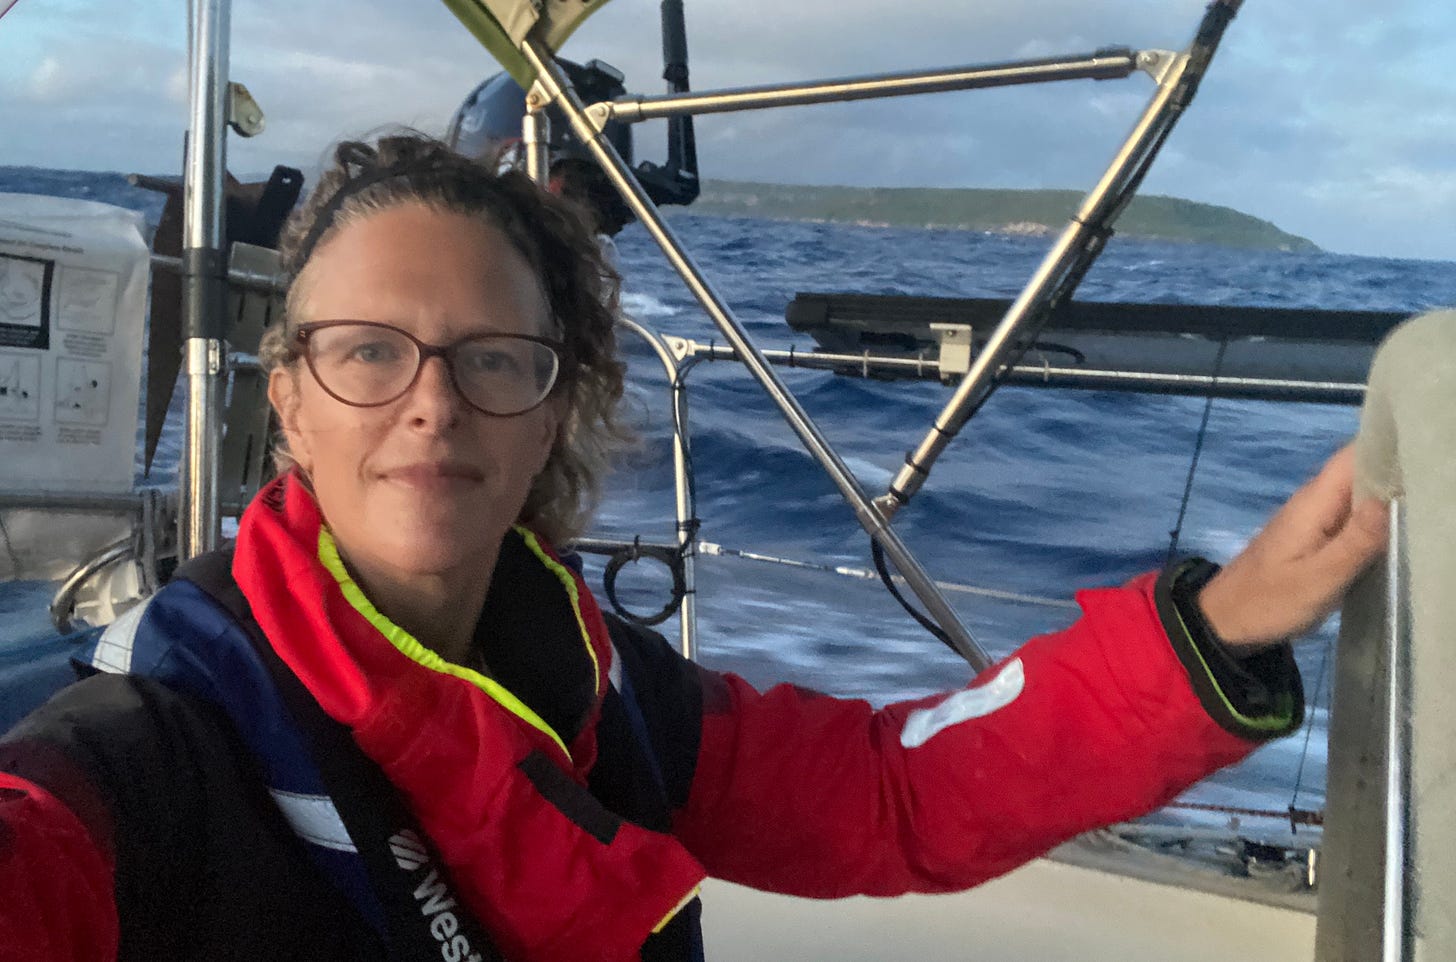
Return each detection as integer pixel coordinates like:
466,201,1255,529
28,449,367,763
5,168,1456,840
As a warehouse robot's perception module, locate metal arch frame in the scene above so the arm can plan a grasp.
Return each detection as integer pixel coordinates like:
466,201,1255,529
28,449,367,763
507,2,1245,667
520,39,990,669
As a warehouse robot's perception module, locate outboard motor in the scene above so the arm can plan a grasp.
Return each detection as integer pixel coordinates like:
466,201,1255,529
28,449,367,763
447,57,699,237
448,61,637,236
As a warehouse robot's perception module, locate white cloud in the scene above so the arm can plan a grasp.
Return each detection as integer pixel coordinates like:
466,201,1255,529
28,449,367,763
165,67,187,105
2,0,1453,260
25,56,70,102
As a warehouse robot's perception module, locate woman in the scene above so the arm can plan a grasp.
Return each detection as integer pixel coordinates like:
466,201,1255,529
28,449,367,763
0,133,1387,962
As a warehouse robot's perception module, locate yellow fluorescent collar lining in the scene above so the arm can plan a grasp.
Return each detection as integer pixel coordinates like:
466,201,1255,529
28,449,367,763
315,528,571,761
514,525,602,697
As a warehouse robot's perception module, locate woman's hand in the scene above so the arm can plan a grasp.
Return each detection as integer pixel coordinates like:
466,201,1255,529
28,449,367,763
1197,444,1389,650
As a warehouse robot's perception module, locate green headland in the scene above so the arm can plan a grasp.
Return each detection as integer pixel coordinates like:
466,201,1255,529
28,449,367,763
686,181,1318,252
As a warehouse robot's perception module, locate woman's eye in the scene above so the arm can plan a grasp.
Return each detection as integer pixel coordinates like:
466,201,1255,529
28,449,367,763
463,349,520,374
345,341,400,364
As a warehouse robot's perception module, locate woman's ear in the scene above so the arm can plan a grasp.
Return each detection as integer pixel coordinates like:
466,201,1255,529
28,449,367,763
267,368,313,474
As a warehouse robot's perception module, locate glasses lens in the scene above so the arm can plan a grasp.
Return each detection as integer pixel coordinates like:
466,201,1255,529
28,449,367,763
305,324,419,405
452,336,560,415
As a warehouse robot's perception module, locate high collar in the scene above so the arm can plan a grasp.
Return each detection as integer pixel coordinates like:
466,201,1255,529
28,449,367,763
234,470,613,781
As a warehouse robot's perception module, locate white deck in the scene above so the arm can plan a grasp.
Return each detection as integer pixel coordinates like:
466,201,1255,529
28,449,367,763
701,852,1315,961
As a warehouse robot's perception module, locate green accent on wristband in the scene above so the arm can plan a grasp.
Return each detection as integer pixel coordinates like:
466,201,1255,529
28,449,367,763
1167,563,1295,733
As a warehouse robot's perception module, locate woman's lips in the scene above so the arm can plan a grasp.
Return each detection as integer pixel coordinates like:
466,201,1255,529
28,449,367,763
381,462,485,488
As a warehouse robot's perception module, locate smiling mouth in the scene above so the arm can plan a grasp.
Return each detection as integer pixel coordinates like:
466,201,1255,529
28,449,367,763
383,463,486,486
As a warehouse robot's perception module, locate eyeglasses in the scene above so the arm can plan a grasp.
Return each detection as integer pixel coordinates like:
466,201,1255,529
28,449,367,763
292,321,563,417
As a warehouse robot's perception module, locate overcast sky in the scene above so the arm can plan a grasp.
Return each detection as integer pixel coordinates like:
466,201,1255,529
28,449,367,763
2,0,1452,261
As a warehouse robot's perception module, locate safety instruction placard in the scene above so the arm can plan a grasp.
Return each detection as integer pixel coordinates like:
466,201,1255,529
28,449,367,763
0,193,147,493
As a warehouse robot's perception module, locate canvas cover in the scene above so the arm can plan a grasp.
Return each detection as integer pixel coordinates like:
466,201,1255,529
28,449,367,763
442,0,615,88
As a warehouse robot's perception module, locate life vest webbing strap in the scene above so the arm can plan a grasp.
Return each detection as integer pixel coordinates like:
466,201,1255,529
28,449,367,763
229,599,503,962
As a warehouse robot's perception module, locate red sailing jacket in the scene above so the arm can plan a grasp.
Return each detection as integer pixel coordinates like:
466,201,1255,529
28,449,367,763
0,473,1300,960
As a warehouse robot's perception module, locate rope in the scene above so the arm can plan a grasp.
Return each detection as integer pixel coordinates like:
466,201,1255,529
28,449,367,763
1165,335,1229,565
870,537,957,653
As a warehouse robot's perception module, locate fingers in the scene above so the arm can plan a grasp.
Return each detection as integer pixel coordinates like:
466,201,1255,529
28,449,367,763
1257,444,1357,559
1291,444,1357,538
1310,497,1389,592
1201,444,1386,649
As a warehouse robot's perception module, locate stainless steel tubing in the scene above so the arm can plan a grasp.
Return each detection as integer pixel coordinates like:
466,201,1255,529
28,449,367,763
0,490,149,512
683,343,1367,404
574,536,680,555
603,51,1138,122
995,366,1365,404
523,40,989,668
182,338,224,558
179,0,231,559
879,50,1193,519
150,254,284,294
616,316,699,660
1383,499,1415,962
523,108,550,185
50,538,134,635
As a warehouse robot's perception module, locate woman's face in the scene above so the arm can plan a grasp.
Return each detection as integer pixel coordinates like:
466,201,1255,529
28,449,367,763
269,203,561,580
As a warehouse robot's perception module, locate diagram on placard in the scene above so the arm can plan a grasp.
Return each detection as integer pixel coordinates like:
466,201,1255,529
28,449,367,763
0,253,52,351
54,357,109,426
57,265,119,334
0,254,46,327
0,351,40,422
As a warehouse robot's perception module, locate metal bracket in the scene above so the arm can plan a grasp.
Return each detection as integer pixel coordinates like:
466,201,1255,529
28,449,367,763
663,334,696,362
227,82,265,137
188,337,226,376
581,101,613,136
929,322,974,380
1134,49,1181,85
526,80,552,113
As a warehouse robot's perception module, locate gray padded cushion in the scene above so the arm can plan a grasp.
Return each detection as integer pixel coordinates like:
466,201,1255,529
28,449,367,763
1319,308,1455,961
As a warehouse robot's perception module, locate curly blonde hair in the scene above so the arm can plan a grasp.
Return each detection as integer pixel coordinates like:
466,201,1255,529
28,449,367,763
260,131,629,545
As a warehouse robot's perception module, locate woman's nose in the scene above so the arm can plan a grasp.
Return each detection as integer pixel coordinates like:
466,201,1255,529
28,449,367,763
402,355,465,428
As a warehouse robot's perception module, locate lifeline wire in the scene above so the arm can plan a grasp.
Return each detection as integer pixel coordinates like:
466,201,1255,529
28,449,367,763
1165,335,1228,565
1288,632,1334,825
0,513,23,574
700,541,1076,611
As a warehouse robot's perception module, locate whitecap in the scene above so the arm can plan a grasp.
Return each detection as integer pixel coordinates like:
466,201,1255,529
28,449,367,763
620,291,677,319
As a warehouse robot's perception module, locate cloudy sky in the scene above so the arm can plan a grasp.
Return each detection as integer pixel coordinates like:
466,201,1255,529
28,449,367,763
2,0,1452,260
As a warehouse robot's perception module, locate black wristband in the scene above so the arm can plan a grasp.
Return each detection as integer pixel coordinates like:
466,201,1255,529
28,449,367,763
1155,559,1304,742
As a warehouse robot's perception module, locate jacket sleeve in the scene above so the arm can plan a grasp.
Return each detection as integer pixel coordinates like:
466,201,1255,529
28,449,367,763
0,771,118,962
667,571,1301,898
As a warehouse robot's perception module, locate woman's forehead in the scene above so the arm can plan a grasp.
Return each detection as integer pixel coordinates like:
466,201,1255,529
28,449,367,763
294,202,552,336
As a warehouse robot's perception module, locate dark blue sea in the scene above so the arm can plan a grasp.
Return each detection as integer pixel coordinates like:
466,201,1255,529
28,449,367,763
5,168,1456,841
